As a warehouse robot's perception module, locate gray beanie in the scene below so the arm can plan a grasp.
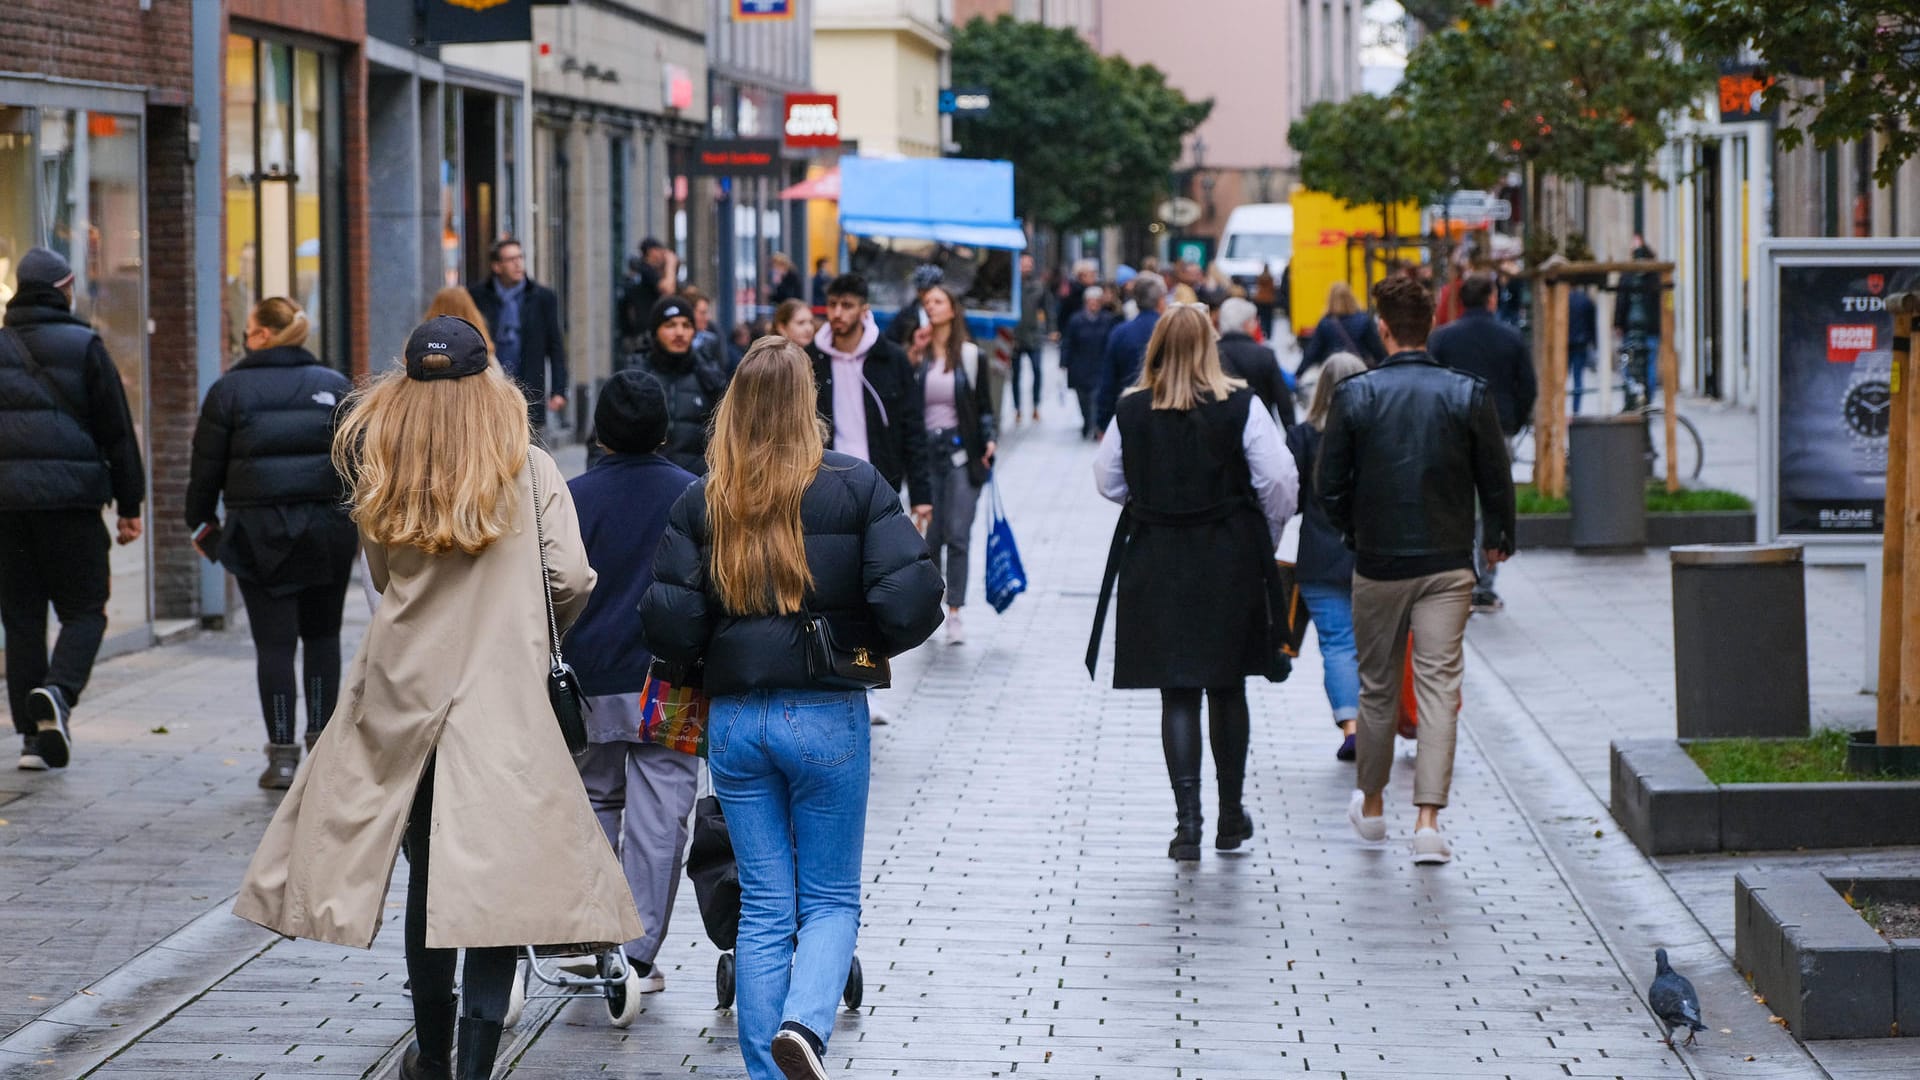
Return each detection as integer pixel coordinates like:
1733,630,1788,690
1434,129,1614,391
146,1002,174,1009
17,247,74,290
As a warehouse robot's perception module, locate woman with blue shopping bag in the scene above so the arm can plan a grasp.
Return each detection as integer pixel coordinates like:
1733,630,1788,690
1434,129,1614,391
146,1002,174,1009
907,284,996,645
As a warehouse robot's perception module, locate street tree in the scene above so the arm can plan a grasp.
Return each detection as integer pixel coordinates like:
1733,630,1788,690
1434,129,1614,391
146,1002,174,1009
1397,0,1478,34
1288,94,1454,237
1683,1,1920,186
950,16,1212,234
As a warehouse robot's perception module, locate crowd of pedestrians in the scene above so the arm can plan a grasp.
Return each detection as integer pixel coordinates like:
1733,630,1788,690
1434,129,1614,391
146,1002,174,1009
2,223,1539,1076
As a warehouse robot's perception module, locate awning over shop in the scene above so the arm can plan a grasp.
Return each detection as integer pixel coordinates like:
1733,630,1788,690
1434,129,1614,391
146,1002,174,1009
838,156,1025,251
778,169,840,201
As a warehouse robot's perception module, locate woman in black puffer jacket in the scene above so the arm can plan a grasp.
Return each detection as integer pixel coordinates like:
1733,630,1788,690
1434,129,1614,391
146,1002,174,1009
186,298,356,789
641,337,942,1080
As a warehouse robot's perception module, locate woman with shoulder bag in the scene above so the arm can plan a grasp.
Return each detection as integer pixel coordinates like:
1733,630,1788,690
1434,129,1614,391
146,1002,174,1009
233,316,642,1080
641,337,944,1080
1089,304,1298,861
185,298,356,788
1284,352,1370,761
907,284,996,646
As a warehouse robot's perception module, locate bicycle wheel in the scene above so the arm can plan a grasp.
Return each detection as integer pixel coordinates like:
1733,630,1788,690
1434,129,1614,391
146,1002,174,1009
1643,409,1704,482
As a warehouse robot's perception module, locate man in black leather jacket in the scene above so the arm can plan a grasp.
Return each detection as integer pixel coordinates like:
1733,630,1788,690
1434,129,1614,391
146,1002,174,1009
1317,274,1514,867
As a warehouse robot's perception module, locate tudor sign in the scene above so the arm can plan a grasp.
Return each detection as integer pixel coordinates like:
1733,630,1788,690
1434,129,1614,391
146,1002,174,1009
783,94,840,149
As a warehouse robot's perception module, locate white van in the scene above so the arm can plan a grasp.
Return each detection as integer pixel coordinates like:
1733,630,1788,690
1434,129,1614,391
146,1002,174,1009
1215,203,1294,289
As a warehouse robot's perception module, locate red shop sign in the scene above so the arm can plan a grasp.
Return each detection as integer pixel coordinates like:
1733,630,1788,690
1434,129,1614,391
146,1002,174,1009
783,94,840,149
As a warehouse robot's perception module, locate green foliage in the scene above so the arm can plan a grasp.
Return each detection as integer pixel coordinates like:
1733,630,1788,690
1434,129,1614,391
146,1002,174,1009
1685,729,1872,785
1512,482,1752,516
949,16,1212,233
1398,0,1478,33
1287,94,1455,231
1683,2,1920,186
1403,0,1714,195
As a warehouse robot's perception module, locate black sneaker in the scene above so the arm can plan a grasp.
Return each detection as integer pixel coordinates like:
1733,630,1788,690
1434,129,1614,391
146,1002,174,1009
1470,592,1505,614
26,687,71,768
772,1023,828,1080
17,735,47,771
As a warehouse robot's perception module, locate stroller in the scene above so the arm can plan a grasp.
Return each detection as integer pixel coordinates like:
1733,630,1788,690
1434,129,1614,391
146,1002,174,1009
686,790,864,1011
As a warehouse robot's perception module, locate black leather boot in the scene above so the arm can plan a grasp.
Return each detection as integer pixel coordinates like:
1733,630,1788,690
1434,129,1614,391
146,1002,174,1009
401,995,455,1080
1168,780,1203,861
455,1014,504,1080
1216,805,1255,851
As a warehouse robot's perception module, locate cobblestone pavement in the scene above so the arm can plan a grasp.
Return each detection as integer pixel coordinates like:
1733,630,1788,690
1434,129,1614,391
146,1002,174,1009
0,403,1845,1079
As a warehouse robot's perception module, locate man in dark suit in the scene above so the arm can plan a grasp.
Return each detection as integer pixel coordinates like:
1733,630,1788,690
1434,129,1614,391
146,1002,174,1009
468,238,567,431
1427,272,1532,612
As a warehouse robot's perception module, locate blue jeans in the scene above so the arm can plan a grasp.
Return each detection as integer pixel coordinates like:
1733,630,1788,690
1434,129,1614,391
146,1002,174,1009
707,689,870,1080
1568,344,1595,413
1298,581,1360,725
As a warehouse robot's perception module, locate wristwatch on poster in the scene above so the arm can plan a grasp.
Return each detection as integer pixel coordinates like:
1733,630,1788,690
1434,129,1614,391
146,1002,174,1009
1842,348,1893,478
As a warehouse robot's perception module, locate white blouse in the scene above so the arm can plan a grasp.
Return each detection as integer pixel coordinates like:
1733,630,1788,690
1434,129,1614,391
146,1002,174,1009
1092,401,1299,549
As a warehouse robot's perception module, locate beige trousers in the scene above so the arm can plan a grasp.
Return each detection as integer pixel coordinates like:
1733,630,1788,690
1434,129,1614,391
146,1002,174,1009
1351,568,1475,808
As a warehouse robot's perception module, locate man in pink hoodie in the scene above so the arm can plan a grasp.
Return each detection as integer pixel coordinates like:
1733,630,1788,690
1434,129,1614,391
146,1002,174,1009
813,273,932,527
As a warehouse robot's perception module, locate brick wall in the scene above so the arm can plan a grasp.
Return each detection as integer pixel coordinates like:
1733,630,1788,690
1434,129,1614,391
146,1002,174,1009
0,2,194,98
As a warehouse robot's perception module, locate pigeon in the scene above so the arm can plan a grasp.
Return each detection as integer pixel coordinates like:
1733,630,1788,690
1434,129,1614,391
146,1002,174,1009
1650,948,1706,1048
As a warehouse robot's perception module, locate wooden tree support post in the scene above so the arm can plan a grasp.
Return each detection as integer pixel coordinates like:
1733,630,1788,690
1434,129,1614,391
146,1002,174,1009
1658,270,1679,494
1896,293,1920,747
1543,281,1571,499
1880,310,1911,748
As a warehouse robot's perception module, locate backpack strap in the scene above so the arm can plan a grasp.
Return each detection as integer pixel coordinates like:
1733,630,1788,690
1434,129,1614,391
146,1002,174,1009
0,327,88,425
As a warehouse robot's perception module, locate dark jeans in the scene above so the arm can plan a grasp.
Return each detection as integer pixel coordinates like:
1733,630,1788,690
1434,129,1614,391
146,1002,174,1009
404,755,518,1022
1074,387,1097,437
237,577,351,745
1008,344,1044,414
0,510,111,737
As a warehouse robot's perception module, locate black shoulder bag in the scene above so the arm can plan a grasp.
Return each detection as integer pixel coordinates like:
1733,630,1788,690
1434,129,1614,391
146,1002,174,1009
802,611,891,691
529,451,591,755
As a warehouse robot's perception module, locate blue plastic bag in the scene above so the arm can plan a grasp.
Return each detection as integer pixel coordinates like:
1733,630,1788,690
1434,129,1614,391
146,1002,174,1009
983,477,1028,613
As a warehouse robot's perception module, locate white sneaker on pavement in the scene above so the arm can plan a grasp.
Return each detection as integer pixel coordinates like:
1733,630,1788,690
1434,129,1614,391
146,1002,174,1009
1348,790,1386,844
946,610,965,646
1412,827,1453,865
631,960,666,994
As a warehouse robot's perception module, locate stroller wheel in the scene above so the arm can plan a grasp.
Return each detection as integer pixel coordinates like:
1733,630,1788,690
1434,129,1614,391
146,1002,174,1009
843,954,863,1010
607,958,644,1028
716,952,736,1010
503,959,529,1028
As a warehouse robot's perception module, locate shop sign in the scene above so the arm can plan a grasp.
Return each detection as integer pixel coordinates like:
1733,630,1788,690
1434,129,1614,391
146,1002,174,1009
939,88,992,115
689,138,784,178
1717,63,1776,123
1760,243,1920,541
783,95,840,149
732,0,793,20
424,0,532,44
663,64,694,111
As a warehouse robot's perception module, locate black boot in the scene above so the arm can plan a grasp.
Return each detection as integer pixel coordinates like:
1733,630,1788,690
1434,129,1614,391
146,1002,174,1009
456,1014,504,1080
1168,780,1203,861
401,995,455,1080
1216,804,1255,851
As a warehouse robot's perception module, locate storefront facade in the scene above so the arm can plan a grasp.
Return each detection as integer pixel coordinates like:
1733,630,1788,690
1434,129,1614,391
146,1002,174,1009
1,1,197,647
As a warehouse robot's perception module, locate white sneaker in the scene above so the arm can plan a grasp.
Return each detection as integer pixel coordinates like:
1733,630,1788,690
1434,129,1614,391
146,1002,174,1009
945,610,966,646
630,959,666,994
1348,790,1387,844
771,1028,828,1080
1412,827,1453,865
18,737,46,771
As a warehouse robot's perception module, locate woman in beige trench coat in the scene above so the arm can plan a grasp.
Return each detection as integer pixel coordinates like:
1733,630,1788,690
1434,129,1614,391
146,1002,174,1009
233,316,642,1080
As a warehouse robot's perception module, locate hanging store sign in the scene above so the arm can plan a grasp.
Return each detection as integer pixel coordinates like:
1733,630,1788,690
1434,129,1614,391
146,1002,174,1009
732,0,794,20
783,94,841,149
939,88,992,115
424,0,532,44
1717,63,1776,123
689,138,784,178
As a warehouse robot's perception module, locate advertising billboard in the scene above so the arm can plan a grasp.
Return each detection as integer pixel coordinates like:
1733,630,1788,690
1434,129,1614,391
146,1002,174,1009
1758,240,1920,548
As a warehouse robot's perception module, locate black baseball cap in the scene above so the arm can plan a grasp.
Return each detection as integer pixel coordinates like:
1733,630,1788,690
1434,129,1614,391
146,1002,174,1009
405,316,491,381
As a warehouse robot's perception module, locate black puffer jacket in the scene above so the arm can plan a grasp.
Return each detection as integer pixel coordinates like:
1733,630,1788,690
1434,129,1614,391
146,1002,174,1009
640,452,945,695
186,345,357,591
627,346,727,475
0,287,146,514
1317,351,1515,561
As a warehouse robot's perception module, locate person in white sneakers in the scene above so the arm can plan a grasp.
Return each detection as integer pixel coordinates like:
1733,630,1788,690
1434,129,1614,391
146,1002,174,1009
1315,275,1516,865
908,284,996,647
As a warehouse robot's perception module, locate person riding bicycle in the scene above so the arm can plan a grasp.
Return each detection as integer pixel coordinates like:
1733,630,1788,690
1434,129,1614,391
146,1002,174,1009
1615,241,1663,403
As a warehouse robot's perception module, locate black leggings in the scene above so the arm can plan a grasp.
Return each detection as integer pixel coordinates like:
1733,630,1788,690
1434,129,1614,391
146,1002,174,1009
404,756,519,1021
237,578,350,745
1160,686,1250,806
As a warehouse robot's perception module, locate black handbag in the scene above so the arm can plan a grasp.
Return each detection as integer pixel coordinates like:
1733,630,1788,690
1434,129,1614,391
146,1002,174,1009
802,611,891,691
529,451,591,755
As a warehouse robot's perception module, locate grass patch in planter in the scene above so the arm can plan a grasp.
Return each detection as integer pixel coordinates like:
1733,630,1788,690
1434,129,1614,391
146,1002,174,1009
1685,728,1904,784
1514,482,1753,517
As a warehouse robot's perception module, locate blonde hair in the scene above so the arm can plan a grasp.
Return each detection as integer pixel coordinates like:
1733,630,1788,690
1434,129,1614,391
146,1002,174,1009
1326,281,1360,317
424,287,495,356
251,297,310,350
331,361,531,556
1308,352,1370,430
706,337,824,615
1130,304,1240,411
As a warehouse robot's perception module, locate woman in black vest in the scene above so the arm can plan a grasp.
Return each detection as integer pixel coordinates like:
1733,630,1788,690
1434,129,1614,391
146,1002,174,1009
1089,304,1298,860
186,298,356,789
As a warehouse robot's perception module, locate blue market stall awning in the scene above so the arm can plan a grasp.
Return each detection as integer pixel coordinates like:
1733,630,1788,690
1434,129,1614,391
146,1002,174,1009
838,156,1026,251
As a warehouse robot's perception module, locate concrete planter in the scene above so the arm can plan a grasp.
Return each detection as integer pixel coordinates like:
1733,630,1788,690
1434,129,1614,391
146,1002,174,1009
1514,510,1754,551
1610,739,1920,855
1734,870,1918,1040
